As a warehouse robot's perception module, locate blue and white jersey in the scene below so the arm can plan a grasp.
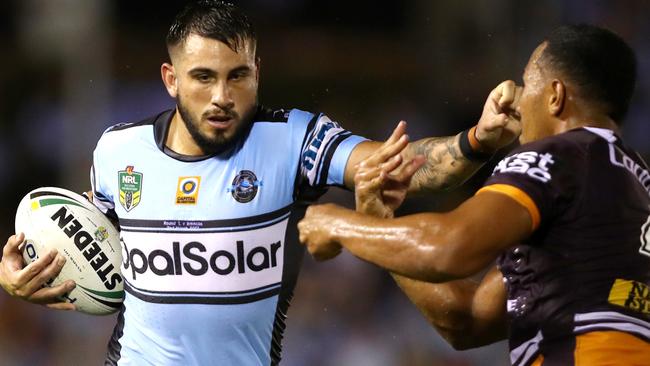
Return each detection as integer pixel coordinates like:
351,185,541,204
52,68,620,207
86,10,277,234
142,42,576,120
90,107,366,366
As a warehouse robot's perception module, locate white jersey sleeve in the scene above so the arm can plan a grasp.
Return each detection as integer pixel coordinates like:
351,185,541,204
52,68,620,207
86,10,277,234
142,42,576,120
91,126,118,216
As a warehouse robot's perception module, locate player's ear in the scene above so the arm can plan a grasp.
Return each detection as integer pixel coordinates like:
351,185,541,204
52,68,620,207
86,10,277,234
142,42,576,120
254,57,261,83
161,62,178,98
548,79,565,116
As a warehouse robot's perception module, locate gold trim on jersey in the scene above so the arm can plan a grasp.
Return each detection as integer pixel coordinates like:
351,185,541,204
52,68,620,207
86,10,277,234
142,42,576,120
476,184,541,231
527,331,650,365
574,331,650,365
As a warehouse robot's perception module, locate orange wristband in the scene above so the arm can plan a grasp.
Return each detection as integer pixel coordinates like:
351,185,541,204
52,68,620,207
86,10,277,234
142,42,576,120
468,126,485,152
459,126,492,162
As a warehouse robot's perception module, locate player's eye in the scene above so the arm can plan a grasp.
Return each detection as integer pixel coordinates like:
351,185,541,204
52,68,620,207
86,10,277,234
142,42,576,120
229,70,249,81
196,74,212,83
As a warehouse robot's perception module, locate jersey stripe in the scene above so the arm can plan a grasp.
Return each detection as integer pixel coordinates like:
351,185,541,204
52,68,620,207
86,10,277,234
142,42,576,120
477,184,541,230
105,306,126,366
316,131,352,187
574,311,650,342
119,204,292,232
269,206,307,365
120,212,290,234
510,330,543,366
124,280,282,305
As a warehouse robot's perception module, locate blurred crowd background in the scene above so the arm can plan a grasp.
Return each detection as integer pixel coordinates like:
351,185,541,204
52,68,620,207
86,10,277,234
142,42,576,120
1,1,649,365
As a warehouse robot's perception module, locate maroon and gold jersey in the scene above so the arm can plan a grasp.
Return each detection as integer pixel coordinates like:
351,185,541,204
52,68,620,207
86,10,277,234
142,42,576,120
478,127,650,366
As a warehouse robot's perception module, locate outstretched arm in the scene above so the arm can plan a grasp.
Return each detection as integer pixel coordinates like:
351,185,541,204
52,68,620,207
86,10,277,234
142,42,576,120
329,114,510,350
298,190,532,283
343,80,521,191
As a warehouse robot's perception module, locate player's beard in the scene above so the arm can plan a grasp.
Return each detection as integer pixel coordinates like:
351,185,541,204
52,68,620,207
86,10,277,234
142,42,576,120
177,96,255,155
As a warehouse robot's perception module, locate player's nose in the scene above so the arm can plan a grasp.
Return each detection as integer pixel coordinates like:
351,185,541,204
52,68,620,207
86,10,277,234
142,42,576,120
211,80,234,108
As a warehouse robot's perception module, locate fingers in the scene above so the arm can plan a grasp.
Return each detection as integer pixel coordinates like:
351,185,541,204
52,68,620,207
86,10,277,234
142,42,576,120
21,252,66,297
29,280,75,305
355,154,403,183
496,80,517,108
297,206,343,261
485,80,521,123
46,302,77,311
21,247,58,276
83,190,94,203
385,120,407,146
356,153,424,194
394,155,426,184
1,234,76,310
298,207,316,244
363,134,410,169
11,249,60,298
513,86,523,110
481,98,513,132
298,221,307,244
4,233,25,257
359,120,409,169
312,246,342,261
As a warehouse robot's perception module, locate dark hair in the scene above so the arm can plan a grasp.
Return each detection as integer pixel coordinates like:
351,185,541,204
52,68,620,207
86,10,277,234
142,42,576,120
166,1,257,54
542,24,637,122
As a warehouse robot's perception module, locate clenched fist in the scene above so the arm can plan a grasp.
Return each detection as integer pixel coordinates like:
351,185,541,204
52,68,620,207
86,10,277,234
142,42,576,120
298,204,344,261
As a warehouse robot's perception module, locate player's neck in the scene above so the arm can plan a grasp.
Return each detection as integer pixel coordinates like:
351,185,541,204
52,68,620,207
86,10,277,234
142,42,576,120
563,114,620,135
166,111,205,156
559,100,620,135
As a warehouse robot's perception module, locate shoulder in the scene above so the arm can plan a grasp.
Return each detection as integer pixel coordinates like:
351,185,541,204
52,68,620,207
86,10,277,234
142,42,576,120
502,128,609,168
95,110,171,153
252,106,292,123
491,129,600,185
512,129,596,157
252,106,321,127
103,110,170,134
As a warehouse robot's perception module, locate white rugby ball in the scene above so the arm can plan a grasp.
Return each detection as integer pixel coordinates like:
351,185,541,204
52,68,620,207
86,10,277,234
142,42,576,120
15,187,124,315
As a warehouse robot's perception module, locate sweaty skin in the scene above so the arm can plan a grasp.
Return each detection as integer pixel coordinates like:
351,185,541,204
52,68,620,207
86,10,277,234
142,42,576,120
298,40,631,350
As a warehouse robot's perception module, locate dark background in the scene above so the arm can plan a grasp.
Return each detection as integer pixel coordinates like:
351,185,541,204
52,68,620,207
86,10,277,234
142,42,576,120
1,1,648,365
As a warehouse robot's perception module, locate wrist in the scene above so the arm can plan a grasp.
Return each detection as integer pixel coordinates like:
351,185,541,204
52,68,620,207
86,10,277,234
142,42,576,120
459,126,493,162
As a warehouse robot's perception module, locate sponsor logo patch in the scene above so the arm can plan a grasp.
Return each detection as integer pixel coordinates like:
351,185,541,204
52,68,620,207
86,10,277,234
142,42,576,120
123,239,282,281
608,278,650,314
493,151,555,183
229,170,261,203
118,166,143,212
176,176,201,205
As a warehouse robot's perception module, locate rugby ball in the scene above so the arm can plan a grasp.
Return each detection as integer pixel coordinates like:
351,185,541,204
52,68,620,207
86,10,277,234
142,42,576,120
14,187,124,315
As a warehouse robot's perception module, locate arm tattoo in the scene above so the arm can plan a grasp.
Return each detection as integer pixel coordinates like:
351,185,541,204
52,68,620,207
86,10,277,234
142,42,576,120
407,133,482,191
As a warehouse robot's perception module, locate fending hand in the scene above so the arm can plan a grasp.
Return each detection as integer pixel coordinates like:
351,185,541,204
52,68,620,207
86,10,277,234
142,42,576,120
475,80,522,151
354,120,426,218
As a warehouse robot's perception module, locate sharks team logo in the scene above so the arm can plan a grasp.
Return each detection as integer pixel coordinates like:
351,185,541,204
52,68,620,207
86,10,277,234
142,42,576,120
118,165,143,212
229,170,261,203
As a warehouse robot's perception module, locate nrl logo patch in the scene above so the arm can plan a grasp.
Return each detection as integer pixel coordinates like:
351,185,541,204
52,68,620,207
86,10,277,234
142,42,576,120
229,170,261,203
118,165,143,212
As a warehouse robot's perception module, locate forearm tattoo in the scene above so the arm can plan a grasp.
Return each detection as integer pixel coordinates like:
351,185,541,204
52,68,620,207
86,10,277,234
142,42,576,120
407,133,482,191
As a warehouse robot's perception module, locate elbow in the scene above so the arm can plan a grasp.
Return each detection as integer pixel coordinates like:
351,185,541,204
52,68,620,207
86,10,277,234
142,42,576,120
435,326,483,351
450,338,482,351
448,332,500,350
417,225,479,282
